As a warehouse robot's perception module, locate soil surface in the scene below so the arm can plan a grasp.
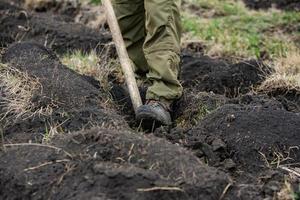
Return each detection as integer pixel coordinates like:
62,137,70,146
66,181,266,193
1,42,127,143
243,0,300,11
0,2,299,200
181,55,270,97
0,1,111,54
0,128,230,200
154,94,300,199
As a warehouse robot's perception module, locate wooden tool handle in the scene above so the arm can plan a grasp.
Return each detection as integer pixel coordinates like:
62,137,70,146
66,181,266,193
103,0,143,114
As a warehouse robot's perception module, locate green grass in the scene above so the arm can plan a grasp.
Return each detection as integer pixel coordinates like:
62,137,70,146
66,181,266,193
79,0,101,5
295,193,300,200
187,0,247,16
61,50,100,77
182,0,300,59
89,0,101,5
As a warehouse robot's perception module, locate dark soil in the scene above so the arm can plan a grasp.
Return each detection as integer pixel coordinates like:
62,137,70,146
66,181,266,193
181,55,270,97
0,144,69,200
0,2,300,200
1,42,127,143
186,102,300,170
110,55,271,122
0,128,230,200
263,88,300,113
154,94,300,199
0,1,111,54
26,0,80,18
243,0,300,11
198,103,300,198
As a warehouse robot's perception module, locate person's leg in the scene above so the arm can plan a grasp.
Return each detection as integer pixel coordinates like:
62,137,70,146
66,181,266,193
143,0,183,105
112,0,148,74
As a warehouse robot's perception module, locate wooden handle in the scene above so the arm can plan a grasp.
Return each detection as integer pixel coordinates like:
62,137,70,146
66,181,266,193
103,0,143,114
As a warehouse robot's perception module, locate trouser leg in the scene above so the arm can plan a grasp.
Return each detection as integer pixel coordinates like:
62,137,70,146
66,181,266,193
144,0,183,103
112,0,148,74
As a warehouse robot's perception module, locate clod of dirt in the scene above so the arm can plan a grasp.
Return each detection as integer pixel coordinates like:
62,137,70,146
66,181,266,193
181,55,270,97
0,1,111,53
243,0,300,11
1,42,127,142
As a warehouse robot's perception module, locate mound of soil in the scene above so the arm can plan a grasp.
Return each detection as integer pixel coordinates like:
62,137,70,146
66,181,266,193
0,1,111,53
24,0,80,18
181,55,270,97
175,95,300,199
2,42,103,109
0,128,230,200
0,144,69,200
54,128,230,199
1,42,126,142
8,0,106,30
243,0,300,11
54,161,187,200
263,88,300,113
186,100,300,172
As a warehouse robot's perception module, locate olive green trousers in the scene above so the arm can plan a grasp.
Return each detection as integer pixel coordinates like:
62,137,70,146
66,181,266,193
112,0,183,103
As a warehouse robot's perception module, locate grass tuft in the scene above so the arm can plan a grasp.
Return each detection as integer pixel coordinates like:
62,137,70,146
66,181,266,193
277,179,297,200
61,48,122,91
0,63,54,121
259,48,300,92
61,47,123,110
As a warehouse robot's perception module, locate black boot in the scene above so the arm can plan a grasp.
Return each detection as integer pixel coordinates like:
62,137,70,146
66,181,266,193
136,100,172,129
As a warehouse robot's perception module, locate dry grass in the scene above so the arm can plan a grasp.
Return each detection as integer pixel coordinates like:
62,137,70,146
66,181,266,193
258,149,300,200
61,47,122,91
24,0,53,9
277,179,297,200
42,121,66,144
0,63,53,121
259,48,300,92
61,44,123,111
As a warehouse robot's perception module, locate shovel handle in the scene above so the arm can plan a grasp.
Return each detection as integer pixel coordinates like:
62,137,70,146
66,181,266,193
103,0,143,114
